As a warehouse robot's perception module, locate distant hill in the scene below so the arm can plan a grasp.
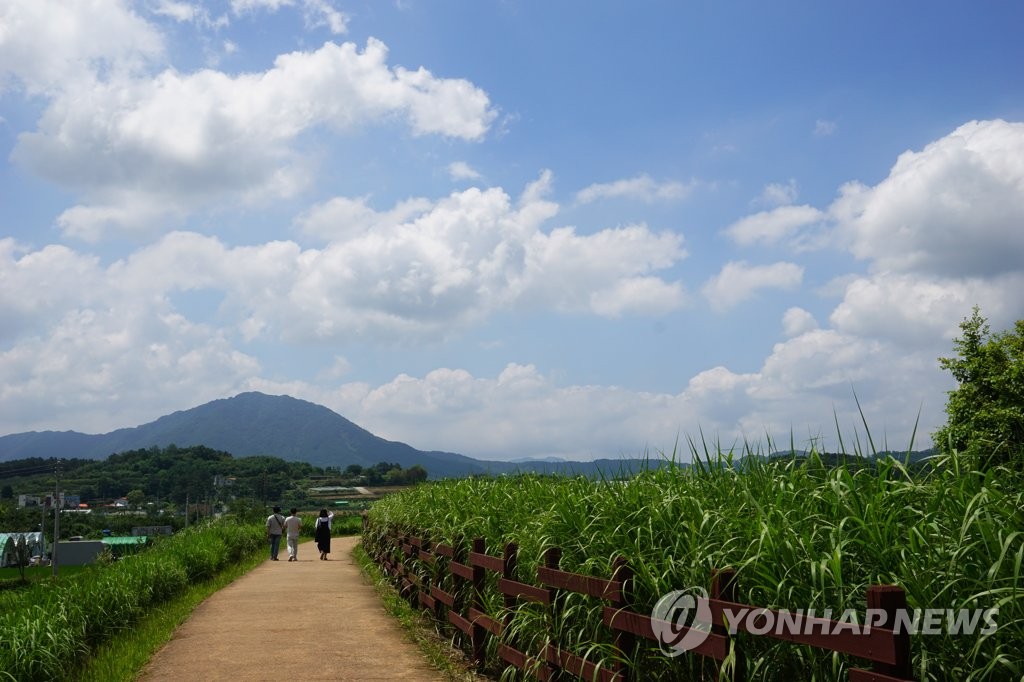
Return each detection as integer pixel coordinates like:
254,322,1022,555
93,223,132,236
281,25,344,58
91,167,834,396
0,392,654,479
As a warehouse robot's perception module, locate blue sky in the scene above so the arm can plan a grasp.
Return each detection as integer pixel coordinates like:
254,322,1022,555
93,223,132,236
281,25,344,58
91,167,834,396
2,1,1023,461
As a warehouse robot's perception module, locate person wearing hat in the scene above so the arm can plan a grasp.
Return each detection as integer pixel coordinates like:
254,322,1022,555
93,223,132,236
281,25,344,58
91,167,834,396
265,506,285,561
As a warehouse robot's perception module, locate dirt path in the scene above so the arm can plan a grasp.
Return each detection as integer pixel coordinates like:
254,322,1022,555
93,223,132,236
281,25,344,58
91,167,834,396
139,536,446,681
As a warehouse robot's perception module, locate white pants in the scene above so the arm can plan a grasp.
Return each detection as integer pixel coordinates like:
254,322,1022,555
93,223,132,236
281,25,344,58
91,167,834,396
286,536,299,559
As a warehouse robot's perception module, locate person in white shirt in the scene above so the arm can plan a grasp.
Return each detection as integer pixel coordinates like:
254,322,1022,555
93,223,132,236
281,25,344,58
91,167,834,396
265,506,285,561
283,508,303,561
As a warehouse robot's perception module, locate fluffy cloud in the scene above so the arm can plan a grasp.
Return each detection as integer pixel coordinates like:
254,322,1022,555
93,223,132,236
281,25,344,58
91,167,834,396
576,175,695,204
701,119,1024,452
1,175,687,350
448,161,482,181
231,0,348,34
303,333,934,459
723,118,1024,360
0,203,689,441
794,120,1024,358
782,307,818,337
729,120,1024,275
294,195,434,241
12,38,496,239
702,261,804,312
0,270,260,434
151,2,229,29
324,363,691,459
0,240,105,342
756,179,799,207
833,119,1024,277
829,271,1024,347
0,0,163,95
724,205,825,247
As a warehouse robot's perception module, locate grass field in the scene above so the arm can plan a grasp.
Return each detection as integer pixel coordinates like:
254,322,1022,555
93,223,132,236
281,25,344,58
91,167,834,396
366,449,1023,681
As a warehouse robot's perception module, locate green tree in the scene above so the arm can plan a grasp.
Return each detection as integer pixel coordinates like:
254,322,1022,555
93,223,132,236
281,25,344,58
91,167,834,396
1,484,12,500
126,489,146,508
934,307,1024,469
405,465,428,484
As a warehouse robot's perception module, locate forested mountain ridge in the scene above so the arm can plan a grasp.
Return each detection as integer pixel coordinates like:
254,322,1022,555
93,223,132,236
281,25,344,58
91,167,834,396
0,445,427,504
0,392,493,477
1,392,935,480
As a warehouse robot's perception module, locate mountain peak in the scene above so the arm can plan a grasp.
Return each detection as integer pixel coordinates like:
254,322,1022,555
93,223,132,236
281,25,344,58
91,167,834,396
0,392,481,474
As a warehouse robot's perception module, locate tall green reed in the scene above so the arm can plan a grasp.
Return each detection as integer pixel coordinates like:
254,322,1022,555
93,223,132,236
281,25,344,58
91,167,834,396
366,446,1023,680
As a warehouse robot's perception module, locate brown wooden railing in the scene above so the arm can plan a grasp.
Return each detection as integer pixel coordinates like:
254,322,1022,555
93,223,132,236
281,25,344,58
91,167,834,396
363,521,914,681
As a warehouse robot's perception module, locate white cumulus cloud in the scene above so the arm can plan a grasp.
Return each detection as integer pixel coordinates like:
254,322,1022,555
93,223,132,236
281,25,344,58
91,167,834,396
702,261,804,312
12,38,497,239
832,119,1024,277
724,205,825,247
0,0,164,95
448,161,482,181
576,174,695,204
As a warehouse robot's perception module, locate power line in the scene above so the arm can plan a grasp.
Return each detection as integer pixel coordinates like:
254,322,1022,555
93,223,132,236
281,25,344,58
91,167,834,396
0,463,62,477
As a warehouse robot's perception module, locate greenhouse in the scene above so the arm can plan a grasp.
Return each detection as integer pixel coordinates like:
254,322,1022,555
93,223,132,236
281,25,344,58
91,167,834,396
0,532,46,567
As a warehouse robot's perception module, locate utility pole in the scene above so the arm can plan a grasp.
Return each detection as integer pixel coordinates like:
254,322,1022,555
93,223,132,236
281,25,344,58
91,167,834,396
52,461,61,577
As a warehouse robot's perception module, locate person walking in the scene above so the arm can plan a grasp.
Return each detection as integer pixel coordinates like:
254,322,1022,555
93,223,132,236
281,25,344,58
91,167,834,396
265,506,285,561
283,507,303,561
314,508,334,560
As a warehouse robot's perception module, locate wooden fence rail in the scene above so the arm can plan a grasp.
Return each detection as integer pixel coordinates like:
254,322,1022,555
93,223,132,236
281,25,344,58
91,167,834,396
363,520,914,681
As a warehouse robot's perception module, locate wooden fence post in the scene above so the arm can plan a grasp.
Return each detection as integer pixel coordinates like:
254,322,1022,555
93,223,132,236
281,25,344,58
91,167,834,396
610,555,635,682
452,533,467,649
542,547,564,677
711,568,742,682
471,537,488,668
503,542,519,629
866,585,912,679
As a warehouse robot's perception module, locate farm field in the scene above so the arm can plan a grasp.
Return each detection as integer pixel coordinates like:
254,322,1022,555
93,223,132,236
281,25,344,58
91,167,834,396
365,451,1024,681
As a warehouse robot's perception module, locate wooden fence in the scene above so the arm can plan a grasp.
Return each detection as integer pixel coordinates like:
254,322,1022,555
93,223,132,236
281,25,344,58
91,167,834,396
363,521,914,681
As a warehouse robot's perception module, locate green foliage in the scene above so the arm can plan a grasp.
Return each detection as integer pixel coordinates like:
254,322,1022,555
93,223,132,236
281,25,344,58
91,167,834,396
366,451,1024,681
934,307,1024,469
0,520,264,680
124,489,145,507
1,446,425,507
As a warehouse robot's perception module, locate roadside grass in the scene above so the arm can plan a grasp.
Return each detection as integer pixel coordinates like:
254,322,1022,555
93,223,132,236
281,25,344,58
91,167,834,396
0,565,89,592
331,513,365,536
364,447,1024,681
352,541,482,682
68,548,265,682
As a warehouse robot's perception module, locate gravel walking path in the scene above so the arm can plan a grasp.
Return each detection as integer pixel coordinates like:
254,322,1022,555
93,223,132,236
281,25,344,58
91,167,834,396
139,536,446,681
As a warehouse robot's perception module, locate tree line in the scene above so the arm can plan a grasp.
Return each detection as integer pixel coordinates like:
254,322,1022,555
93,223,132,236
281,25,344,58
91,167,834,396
0,445,427,507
